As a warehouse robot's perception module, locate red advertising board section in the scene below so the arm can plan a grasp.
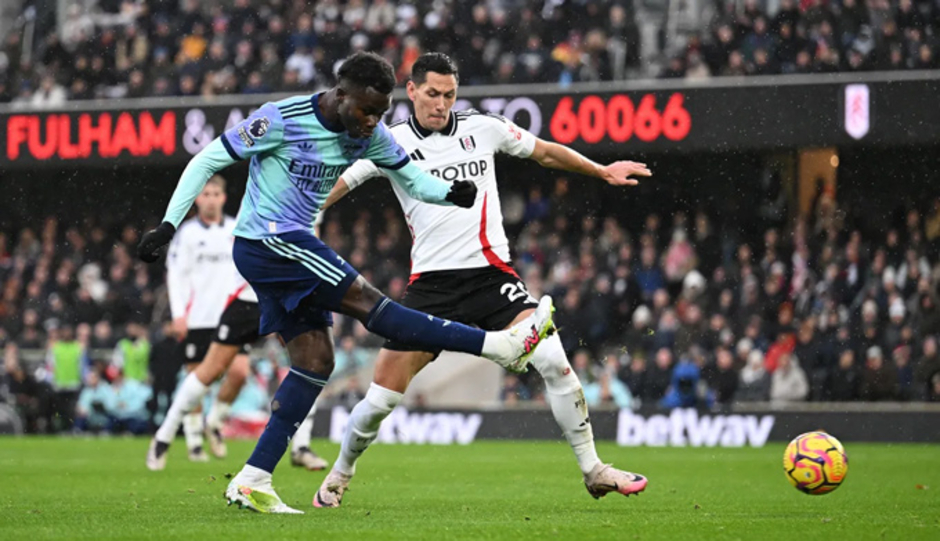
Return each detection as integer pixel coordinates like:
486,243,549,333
6,111,176,160
2,77,938,168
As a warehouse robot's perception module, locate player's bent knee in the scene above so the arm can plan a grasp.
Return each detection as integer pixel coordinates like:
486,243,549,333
298,355,334,375
287,329,337,375
198,344,240,380
207,343,240,363
531,334,581,394
227,354,250,384
339,276,385,322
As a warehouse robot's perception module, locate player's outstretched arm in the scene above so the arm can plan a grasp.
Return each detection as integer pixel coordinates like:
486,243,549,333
385,161,477,208
323,178,351,211
528,139,652,186
137,138,237,262
324,159,383,211
363,123,475,208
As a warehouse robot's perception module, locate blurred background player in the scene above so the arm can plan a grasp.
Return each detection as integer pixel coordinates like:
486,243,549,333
147,271,328,471
164,175,243,462
136,52,554,514
315,53,651,508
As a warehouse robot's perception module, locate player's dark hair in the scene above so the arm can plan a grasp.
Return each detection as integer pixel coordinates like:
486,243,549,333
411,53,459,86
337,51,397,95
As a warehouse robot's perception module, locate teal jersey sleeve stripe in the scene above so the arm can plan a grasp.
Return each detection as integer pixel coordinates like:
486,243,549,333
220,135,241,160
374,156,410,170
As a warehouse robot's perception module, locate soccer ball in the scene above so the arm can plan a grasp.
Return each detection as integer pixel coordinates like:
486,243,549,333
783,431,848,495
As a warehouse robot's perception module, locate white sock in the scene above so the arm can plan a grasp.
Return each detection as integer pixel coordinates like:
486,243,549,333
334,383,402,476
155,372,208,444
232,464,272,489
183,412,205,450
291,401,317,453
531,333,601,475
480,329,518,362
206,399,232,431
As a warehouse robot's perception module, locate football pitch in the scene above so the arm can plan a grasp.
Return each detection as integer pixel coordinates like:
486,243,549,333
1,438,938,540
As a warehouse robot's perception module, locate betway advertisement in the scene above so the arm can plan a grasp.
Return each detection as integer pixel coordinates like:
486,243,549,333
319,406,940,446
3,75,938,168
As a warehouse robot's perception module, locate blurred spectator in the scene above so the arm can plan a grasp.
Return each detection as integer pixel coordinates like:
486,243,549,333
75,369,111,433
112,322,150,383
706,347,739,406
4,343,51,432
149,321,181,423
107,370,151,434
830,349,861,401
618,354,648,402
646,348,674,402
335,376,367,410
285,45,316,85
770,353,808,402
661,356,713,409
46,325,86,431
737,349,771,401
584,353,633,409
859,346,899,401
929,373,940,402
893,345,915,401
624,306,655,359
334,336,369,376
30,75,67,108
634,245,665,300
500,374,531,405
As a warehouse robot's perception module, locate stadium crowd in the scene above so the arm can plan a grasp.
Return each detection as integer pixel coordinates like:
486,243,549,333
664,0,940,78
3,170,940,434
0,0,642,106
502,180,940,408
3,0,940,107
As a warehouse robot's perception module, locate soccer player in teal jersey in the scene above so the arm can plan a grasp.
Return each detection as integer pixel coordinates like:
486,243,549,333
137,52,555,514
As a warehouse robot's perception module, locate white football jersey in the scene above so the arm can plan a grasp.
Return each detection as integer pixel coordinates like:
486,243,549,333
166,215,255,329
341,110,537,275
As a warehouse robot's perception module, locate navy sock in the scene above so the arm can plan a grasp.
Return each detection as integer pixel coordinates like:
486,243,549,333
246,367,329,473
365,297,485,356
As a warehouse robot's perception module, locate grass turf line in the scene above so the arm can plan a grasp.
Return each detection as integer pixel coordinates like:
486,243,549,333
1,438,938,540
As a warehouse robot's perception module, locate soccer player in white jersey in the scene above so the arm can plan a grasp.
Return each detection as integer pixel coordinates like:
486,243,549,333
165,175,245,462
147,269,329,472
314,53,652,508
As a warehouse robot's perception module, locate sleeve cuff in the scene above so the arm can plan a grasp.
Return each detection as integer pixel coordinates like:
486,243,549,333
374,156,410,171
220,135,241,161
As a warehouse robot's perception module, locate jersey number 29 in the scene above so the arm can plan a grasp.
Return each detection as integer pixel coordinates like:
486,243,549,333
501,281,537,304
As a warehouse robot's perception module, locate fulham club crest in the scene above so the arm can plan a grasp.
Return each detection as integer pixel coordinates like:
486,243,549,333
844,84,870,140
459,135,476,153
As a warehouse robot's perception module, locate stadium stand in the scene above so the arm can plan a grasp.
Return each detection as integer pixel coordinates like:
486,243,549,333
2,0,939,106
3,166,940,435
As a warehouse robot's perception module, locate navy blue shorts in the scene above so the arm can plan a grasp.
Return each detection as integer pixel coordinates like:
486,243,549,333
232,230,359,343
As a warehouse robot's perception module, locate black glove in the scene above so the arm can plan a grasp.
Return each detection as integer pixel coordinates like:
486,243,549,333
445,180,477,208
137,221,176,263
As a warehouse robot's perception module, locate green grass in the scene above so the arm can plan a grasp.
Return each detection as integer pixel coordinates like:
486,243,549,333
1,438,938,540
